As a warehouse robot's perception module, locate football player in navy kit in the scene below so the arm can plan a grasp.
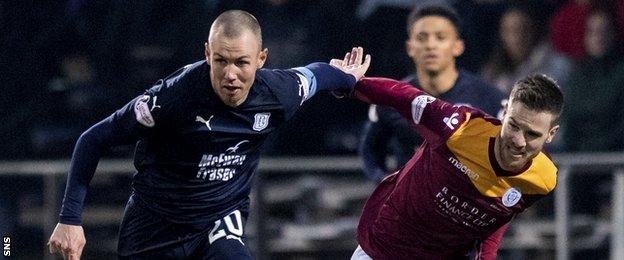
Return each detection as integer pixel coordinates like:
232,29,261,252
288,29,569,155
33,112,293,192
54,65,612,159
359,5,504,183
47,10,370,259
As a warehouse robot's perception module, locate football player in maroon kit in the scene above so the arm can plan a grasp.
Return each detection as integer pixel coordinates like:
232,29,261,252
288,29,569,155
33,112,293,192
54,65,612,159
333,48,562,260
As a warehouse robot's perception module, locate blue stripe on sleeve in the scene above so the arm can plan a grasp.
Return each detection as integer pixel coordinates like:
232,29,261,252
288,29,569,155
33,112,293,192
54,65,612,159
293,66,318,100
298,62,356,94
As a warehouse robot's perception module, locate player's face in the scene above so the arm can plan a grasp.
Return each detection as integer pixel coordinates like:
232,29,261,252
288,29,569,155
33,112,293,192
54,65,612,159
500,10,533,62
585,12,615,58
406,16,464,75
496,99,559,171
205,30,267,107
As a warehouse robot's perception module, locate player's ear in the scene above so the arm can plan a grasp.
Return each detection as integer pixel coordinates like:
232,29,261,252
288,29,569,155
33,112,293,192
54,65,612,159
546,124,560,143
501,98,511,116
453,38,465,57
257,48,268,69
405,39,416,59
204,42,211,61
499,99,509,119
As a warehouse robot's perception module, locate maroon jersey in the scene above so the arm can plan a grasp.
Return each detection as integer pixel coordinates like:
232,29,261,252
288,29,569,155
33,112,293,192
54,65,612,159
355,78,557,259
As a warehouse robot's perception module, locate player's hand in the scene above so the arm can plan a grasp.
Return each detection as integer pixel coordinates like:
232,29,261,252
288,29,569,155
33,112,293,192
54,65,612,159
48,223,86,260
330,46,371,81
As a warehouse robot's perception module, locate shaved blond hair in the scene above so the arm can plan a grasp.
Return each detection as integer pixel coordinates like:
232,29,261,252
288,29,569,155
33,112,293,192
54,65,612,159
208,10,262,49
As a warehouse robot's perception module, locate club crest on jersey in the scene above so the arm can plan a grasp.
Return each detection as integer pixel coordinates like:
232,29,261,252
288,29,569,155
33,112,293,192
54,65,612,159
253,113,270,131
134,95,155,127
502,187,522,207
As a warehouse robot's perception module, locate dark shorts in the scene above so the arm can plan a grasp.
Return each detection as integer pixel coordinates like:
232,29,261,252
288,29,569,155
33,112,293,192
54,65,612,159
117,194,252,259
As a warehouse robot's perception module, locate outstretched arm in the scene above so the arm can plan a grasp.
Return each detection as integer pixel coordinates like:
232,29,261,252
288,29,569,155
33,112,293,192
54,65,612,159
48,115,139,259
334,47,471,143
330,47,420,116
354,77,424,120
296,47,371,96
270,47,372,120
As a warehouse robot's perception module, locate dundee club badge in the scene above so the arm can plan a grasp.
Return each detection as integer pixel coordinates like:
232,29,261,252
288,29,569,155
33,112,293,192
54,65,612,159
253,113,270,131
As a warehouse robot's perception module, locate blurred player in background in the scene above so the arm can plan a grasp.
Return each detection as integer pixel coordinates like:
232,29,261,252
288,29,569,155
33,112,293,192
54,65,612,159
482,5,572,95
359,5,504,183
333,49,563,259
47,10,368,259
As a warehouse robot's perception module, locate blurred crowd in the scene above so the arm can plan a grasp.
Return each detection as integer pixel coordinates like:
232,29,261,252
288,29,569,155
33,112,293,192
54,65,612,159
1,0,623,159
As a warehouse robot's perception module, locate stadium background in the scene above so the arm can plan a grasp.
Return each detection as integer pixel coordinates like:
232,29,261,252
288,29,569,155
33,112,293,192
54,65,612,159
1,0,623,259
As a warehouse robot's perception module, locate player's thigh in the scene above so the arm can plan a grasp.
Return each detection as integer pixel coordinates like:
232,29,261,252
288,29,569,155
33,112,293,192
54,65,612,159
118,246,186,260
202,236,252,260
191,209,252,259
117,194,189,258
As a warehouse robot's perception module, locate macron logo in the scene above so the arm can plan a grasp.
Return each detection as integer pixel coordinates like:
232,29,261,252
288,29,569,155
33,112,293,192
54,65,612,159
448,157,479,180
443,113,460,130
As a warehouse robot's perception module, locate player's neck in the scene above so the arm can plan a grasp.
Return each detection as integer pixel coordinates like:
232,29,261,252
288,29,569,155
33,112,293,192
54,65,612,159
416,66,458,97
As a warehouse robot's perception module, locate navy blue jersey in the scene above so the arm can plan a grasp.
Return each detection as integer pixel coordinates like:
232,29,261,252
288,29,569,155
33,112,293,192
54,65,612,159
59,60,355,226
359,70,504,182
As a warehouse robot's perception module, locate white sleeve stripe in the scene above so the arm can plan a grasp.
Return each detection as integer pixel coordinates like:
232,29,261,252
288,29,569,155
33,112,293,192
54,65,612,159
293,67,317,102
411,95,436,124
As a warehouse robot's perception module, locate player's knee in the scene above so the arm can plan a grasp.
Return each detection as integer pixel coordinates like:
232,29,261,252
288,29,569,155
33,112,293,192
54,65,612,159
209,238,252,259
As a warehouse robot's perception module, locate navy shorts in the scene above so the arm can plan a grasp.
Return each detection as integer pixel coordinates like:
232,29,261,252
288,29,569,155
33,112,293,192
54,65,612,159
117,194,252,259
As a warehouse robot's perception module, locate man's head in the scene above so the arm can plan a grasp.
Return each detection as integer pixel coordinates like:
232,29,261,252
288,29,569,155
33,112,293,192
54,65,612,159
584,10,618,58
405,5,464,76
497,74,564,171
205,10,268,107
499,7,538,63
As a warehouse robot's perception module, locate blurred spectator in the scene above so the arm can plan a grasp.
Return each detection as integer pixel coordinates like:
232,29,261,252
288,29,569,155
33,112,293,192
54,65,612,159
562,9,624,152
30,54,114,157
355,0,513,73
482,5,572,95
549,0,624,60
550,0,591,60
562,8,624,222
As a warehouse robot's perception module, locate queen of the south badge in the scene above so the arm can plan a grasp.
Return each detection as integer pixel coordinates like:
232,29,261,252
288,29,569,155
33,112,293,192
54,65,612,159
502,187,522,207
